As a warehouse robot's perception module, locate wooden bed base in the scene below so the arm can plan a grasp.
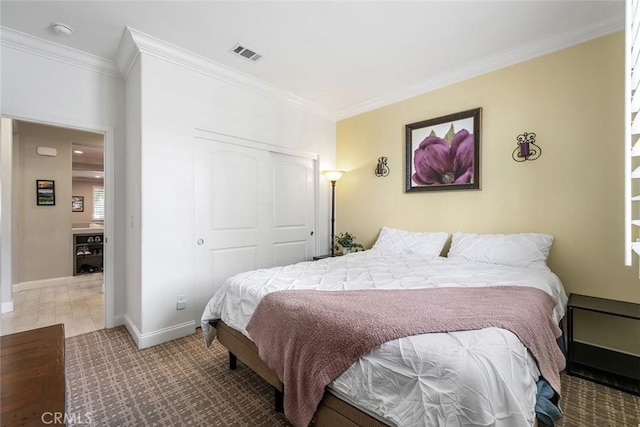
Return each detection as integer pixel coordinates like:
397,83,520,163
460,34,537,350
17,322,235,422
216,321,387,426
216,321,540,427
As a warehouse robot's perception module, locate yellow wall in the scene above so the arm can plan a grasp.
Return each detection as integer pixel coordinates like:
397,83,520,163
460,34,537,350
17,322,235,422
336,32,640,353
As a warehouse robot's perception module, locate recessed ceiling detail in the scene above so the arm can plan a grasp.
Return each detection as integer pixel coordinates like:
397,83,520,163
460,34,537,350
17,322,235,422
230,43,262,62
51,22,73,36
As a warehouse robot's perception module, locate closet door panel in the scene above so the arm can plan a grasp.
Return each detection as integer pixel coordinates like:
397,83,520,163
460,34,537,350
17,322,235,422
194,133,317,326
270,153,315,266
194,139,270,325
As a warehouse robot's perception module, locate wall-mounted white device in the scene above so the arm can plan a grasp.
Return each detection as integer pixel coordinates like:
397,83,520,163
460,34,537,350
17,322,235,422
176,295,186,310
36,146,57,157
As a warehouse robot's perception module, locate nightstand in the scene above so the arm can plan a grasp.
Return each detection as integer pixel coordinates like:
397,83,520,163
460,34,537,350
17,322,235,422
567,293,640,395
312,254,342,261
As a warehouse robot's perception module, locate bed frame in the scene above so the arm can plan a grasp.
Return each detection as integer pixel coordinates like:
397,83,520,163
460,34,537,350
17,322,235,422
216,321,386,426
216,321,540,427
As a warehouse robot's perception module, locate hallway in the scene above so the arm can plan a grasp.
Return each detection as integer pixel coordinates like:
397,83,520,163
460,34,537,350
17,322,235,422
1,274,104,338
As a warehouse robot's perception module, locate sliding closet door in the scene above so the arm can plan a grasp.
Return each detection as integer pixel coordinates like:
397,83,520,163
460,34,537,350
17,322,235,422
270,152,315,266
194,134,318,325
194,139,271,325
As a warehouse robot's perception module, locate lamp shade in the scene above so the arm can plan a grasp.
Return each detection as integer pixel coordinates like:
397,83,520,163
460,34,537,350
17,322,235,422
323,170,344,182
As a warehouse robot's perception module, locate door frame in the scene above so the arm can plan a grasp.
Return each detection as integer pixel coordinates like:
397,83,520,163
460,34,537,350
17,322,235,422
3,113,115,328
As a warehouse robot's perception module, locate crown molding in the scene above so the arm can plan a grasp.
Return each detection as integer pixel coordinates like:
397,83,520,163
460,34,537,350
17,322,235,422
114,27,139,79
3,14,620,123
0,26,120,78
336,16,624,120
2,24,335,121
117,27,336,121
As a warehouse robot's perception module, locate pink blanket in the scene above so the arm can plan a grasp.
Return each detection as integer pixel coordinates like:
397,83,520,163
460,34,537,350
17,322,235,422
246,286,565,427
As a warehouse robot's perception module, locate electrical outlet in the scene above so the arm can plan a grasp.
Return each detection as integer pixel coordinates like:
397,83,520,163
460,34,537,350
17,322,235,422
176,295,186,310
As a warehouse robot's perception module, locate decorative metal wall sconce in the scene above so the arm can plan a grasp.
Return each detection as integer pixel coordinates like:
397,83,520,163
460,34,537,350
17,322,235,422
512,132,541,162
375,157,389,177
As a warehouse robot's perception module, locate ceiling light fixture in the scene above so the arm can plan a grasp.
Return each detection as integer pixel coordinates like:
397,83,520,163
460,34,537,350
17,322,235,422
73,150,83,154
51,23,73,36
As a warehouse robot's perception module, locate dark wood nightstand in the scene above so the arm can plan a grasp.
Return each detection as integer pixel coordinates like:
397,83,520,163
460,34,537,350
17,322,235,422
312,254,342,261
567,293,640,395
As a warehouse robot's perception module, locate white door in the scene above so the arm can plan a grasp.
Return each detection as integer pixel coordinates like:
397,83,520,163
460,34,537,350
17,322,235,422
194,139,271,325
194,137,317,325
270,152,316,266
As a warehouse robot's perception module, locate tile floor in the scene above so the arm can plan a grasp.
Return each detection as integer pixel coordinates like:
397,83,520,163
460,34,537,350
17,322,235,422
0,274,104,338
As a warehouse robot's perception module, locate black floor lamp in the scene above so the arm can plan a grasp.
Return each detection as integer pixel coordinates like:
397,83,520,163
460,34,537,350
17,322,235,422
323,170,344,257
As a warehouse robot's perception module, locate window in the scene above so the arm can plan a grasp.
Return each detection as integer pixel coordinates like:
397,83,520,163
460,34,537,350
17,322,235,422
92,186,105,221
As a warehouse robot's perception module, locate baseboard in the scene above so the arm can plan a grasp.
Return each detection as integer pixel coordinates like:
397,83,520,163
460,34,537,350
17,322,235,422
113,313,127,327
1,301,14,313
137,321,196,349
116,314,196,349
13,273,104,292
117,314,142,348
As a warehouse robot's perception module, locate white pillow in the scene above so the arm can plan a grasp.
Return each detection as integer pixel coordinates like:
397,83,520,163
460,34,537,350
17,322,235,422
371,227,448,258
447,232,554,267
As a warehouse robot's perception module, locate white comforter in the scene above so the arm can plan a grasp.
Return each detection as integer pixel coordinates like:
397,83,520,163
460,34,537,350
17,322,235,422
201,250,567,427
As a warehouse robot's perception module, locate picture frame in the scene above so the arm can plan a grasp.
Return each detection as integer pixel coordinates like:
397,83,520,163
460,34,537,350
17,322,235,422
72,195,84,212
36,180,56,206
406,108,481,192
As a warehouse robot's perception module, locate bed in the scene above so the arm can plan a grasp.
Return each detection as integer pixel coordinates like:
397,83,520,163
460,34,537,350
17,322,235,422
201,229,568,427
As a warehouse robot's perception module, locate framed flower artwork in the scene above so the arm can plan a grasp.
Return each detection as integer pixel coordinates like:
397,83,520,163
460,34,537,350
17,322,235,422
405,108,481,192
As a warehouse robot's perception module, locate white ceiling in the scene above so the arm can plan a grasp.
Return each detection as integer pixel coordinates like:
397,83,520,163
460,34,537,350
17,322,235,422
72,143,104,166
0,1,625,118
72,143,104,180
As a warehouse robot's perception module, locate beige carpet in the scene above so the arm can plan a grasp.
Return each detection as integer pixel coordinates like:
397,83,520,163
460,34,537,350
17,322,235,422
66,327,639,426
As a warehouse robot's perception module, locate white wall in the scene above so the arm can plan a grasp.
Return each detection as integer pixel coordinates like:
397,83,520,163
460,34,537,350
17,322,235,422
0,118,13,312
0,34,126,325
125,57,142,334
132,51,336,344
1,27,336,346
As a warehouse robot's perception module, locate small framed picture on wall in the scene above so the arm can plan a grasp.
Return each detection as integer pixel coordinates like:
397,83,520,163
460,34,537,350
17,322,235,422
72,195,84,212
36,180,55,206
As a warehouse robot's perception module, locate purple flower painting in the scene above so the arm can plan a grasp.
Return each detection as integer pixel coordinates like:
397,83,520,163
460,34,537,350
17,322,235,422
405,108,481,192
412,128,474,186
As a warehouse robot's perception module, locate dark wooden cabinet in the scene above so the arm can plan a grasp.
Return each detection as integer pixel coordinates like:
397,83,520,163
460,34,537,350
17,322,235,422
1,324,66,426
73,232,103,275
567,293,640,396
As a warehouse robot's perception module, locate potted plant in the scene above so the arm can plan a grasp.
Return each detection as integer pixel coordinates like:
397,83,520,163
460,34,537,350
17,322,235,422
334,232,363,254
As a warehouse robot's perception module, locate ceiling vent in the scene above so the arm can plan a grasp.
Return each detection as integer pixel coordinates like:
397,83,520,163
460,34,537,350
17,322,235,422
230,43,263,62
